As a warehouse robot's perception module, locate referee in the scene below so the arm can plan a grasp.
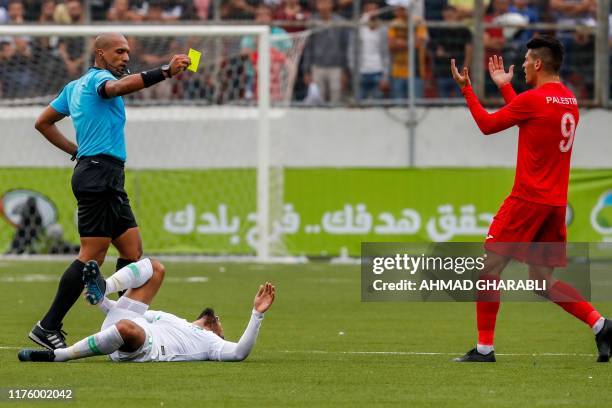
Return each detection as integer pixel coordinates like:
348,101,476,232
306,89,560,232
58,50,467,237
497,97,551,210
29,33,190,349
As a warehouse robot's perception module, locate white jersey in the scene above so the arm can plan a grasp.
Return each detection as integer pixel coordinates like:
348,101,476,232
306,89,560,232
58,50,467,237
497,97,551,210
101,295,264,363
103,308,226,362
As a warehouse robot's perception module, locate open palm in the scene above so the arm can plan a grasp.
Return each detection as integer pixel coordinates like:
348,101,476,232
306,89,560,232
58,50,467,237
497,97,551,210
488,55,514,88
451,59,471,89
253,282,276,313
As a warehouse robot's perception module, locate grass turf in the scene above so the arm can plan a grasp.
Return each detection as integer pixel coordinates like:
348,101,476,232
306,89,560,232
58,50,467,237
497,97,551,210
1,260,611,407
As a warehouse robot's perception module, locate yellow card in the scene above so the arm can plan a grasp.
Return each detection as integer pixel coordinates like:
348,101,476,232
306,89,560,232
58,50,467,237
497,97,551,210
187,48,202,72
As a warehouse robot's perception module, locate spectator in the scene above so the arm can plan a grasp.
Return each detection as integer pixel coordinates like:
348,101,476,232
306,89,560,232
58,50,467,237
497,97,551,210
429,5,472,98
509,0,539,43
32,0,65,94
143,0,165,21
387,3,427,100
137,0,183,21
22,0,39,20
65,0,85,22
301,0,350,104
483,0,508,96
193,0,212,20
348,1,389,100
563,27,595,99
241,4,292,54
262,0,282,7
448,0,490,20
0,6,7,24
549,0,596,98
58,0,87,79
387,0,425,19
425,0,448,21
273,0,311,33
0,0,34,98
221,0,258,20
128,0,182,100
6,0,25,23
549,0,596,26
241,4,294,102
335,0,354,19
38,0,56,22
90,0,113,21
107,0,143,21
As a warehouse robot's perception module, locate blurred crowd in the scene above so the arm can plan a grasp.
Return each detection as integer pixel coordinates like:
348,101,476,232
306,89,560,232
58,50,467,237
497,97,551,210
0,0,609,103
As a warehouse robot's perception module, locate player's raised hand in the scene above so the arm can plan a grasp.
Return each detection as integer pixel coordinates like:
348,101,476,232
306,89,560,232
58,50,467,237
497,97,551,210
451,59,471,89
168,54,191,76
254,282,276,314
488,55,514,88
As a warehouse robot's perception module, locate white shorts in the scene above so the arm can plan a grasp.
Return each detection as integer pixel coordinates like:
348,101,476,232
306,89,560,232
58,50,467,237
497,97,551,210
102,297,157,362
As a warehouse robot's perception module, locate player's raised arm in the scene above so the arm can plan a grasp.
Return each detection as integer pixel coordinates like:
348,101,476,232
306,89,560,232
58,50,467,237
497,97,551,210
34,106,77,157
102,54,191,98
451,59,532,135
488,55,517,103
450,58,471,88
218,282,276,362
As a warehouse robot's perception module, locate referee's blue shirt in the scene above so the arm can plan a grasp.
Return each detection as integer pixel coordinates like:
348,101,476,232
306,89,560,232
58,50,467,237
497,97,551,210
50,67,127,161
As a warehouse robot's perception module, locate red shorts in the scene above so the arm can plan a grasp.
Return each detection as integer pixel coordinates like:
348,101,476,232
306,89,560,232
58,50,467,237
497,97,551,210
484,196,567,267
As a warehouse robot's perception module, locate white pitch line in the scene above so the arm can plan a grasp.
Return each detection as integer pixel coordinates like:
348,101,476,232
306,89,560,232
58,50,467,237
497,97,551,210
0,346,596,357
278,350,596,357
0,275,209,283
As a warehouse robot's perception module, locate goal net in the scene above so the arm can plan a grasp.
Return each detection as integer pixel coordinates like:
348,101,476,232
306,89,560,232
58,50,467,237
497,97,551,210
0,25,307,261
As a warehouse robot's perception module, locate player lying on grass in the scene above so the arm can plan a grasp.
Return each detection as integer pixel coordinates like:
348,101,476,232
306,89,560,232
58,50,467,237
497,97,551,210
18,259,275,362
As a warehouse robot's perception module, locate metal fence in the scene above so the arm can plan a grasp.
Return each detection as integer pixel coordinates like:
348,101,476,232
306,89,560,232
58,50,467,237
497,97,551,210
0,0,610,107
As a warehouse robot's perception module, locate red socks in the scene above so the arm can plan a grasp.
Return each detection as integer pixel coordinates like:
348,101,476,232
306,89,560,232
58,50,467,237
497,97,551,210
476,278,602,347
476,274,501,346
547,280,602,327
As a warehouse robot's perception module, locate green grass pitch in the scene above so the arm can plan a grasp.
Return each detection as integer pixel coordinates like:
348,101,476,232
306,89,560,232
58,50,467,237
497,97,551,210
1,260,611,407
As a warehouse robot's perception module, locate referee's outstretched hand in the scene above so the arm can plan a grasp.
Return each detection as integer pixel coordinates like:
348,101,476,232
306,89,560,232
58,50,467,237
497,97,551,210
169,54,191,76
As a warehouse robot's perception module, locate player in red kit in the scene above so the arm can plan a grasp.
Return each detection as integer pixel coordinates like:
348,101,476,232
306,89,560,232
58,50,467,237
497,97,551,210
450,36,612,363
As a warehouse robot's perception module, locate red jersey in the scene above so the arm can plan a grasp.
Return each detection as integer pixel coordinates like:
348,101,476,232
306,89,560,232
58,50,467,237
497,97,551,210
462,82,579,206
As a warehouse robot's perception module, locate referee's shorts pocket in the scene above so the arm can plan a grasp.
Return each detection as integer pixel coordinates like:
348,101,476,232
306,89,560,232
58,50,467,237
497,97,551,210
72,160,108,196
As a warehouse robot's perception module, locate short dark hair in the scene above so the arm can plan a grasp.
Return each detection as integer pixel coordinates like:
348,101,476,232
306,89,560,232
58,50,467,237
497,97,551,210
526,35,564,73
197,307,216,321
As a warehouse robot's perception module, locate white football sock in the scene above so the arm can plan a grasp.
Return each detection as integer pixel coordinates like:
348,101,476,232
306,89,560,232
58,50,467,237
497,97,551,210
592,317,605,335
105,258,153,295
54,325,124,362
477,344,494,355
97,297,117,315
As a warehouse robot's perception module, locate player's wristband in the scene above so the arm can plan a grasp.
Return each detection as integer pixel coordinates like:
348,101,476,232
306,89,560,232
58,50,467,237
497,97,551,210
140,67,166,88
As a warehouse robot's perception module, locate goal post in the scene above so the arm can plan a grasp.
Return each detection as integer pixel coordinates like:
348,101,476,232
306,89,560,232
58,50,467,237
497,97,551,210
0,24,299,262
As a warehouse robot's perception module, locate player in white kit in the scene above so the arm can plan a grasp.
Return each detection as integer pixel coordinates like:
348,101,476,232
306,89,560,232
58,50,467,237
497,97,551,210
18,258,276,363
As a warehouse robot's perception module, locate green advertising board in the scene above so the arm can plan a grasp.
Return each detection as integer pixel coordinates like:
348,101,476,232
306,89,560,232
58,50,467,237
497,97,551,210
1,168,611,256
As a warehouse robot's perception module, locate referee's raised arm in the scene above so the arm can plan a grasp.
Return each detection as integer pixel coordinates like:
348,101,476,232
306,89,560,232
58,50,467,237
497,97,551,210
100,53,190,98
94,34,190,98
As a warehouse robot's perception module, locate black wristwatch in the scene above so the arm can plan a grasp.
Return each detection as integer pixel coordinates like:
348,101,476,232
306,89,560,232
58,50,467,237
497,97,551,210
161,64,172,78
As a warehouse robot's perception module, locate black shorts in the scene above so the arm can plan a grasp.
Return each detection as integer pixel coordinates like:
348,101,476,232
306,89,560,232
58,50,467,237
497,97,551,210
72,154,137,239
